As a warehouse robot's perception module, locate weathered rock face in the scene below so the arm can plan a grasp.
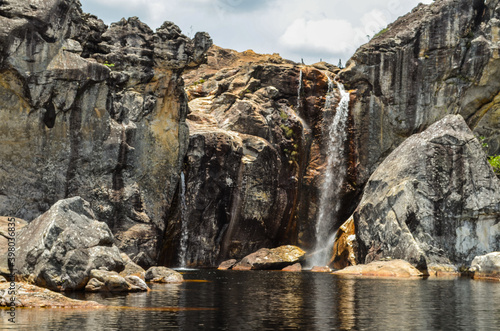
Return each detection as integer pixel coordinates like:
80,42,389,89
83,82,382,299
0,0,211,267
161,46,353,267
233,245,305,270
15,197,125,291
340,0,500,191
349,115,500,271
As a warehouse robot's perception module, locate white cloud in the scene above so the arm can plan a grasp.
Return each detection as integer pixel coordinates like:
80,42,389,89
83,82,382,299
279,18,357,56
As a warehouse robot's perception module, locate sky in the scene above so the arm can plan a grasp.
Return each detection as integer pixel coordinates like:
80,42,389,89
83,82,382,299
81,0,433,65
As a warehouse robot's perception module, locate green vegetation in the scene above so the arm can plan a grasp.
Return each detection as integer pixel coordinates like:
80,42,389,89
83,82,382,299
373,28,389,39
280,110,289,120
479,136,500,176
280,124,294,139
488,155,500,175
103,61,115,68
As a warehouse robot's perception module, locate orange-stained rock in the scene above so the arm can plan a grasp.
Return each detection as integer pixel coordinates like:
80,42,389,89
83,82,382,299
330,216,358,269
0,282,103,308
282,263,302,272
333,260,423,278
311,266,332,273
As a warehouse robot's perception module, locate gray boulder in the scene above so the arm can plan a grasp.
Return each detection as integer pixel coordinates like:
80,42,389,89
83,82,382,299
15,197,125,291
85,269,148,292
470,252,500,280
350,115,500,271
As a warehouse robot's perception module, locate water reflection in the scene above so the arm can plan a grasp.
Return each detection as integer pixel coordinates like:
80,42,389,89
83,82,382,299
2,271,500,330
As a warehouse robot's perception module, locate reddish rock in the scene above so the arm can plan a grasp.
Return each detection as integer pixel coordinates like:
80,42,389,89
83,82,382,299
333,260,424,278
282,263,302,272
218,259,237,270
311,266,332,273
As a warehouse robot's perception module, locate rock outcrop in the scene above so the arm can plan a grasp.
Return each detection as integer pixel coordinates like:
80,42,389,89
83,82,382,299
162,45,355,267
340,0,500,211
15,197,125,291
469,252,500,280
343,115,500,271
232,245,305,270
0,0,211,268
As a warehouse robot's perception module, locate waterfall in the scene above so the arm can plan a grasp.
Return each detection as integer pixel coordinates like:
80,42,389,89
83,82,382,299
297,69,303,111
178,171,189,267
309,79,350,268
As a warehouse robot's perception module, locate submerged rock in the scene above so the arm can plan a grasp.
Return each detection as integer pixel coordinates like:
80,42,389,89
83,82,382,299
333,260,424,278
15,197,125,291
145,267,183,283
233,245,305,270
349,115,500,271
470,252,500,280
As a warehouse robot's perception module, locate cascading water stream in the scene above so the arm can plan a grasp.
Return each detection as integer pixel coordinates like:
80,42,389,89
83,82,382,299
308,78,350,268
178,171,189,268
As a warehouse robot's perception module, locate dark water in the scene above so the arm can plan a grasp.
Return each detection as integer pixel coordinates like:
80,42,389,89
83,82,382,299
2,270,500,330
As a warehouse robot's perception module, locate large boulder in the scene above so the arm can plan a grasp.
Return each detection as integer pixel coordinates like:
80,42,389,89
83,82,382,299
348,115,500,271
470,252,500,280
15,197,125,291
233,245,305,270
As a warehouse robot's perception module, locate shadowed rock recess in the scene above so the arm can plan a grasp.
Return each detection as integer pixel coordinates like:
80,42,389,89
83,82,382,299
1,0,500,272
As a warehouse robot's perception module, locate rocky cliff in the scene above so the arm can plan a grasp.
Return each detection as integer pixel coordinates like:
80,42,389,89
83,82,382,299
160,46,353,266
0,0,211,267
340,0,500,187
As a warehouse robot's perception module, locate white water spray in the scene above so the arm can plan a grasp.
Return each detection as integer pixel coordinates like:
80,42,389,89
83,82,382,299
178,171,189,267
309,79,350,268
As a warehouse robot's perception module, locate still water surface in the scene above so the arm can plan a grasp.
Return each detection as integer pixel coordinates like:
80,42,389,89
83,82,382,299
2,270,500,330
